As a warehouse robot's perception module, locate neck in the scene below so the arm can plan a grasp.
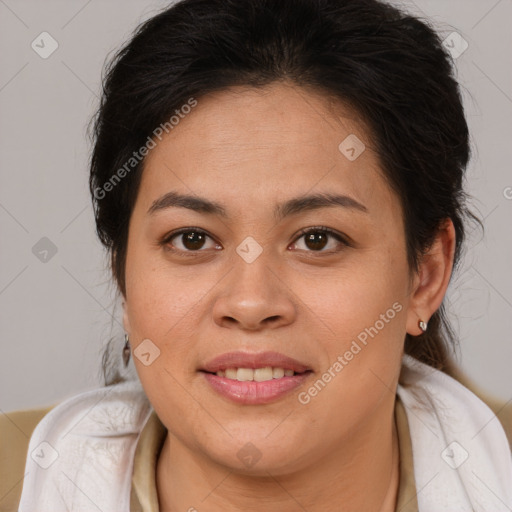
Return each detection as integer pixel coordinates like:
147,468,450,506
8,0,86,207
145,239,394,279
156,402,399,512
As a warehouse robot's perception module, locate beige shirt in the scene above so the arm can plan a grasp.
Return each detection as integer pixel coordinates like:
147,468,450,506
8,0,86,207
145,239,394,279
2,382,511,512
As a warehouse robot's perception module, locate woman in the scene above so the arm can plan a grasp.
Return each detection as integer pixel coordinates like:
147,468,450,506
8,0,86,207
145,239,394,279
2,0,511,510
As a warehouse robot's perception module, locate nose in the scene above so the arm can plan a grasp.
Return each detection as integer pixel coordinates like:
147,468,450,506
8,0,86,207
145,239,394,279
212,254,296,331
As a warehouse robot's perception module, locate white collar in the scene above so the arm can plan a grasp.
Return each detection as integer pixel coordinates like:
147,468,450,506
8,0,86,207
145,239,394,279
397,354,512,511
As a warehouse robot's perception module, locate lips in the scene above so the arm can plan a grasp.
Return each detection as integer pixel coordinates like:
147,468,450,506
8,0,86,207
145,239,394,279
199,351,313,405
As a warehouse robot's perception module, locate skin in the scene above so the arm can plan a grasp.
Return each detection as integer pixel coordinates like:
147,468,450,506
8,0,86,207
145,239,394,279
122,81,455,512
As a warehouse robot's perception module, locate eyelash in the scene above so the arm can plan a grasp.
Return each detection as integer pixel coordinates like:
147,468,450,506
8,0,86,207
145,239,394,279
159,226,351,256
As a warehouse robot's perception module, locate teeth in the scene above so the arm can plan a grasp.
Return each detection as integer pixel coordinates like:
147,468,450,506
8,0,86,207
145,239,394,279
237,368,253,381
273,367,284,378
254,367,273,382
215,367,297,381
225,368,237,379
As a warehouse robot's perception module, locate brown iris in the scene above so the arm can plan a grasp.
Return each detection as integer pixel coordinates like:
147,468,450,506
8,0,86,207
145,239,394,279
181,231,207,250
303,232,328,251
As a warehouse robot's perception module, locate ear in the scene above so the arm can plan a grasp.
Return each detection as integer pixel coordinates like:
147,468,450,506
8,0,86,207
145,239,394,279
406,218,456,336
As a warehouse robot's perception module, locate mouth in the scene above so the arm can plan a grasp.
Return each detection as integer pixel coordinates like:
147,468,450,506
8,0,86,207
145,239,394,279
199,351,313,405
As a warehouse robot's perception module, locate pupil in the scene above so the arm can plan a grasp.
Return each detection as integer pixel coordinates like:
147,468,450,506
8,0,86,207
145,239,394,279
306,232,327,251
183,232,205,250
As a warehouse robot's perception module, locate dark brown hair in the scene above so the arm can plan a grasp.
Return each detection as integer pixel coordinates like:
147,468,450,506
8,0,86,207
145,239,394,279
89,0,480,384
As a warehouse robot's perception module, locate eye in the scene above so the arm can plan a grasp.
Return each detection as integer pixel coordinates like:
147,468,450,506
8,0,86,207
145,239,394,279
290,226,351,253
160,226,351,256
161,227,221,253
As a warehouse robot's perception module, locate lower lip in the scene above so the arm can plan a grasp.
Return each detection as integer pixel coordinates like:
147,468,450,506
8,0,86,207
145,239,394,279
201,371,311,405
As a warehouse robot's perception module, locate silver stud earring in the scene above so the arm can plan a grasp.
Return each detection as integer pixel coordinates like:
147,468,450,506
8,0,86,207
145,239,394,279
418,320,428,333
123,334,131,367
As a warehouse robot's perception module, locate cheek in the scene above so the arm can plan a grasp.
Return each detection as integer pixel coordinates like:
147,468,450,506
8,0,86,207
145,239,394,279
294,280,405,443
125,247,206,336
296,247,407,400
303,247,408,343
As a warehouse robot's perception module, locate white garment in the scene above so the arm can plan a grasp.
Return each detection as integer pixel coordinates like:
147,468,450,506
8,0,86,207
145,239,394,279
397,355,512,511
18,354,512,512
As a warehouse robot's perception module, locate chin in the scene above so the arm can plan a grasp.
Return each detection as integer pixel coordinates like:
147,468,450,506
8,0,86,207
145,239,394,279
202,435,310,476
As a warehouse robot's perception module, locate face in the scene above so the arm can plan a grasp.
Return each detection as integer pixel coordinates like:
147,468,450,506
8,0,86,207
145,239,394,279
123,82,418,475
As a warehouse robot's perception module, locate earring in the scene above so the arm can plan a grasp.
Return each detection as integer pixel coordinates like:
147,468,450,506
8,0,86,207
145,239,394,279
123,334,131,367
418,320,428,333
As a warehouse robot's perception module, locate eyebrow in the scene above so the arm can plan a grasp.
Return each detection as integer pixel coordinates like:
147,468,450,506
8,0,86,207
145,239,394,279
147,191,368,220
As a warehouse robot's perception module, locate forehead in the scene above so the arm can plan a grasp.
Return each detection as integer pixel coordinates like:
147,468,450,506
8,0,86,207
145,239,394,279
136,82,399,222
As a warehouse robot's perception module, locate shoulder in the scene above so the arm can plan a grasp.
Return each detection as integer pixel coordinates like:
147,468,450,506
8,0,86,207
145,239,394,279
8,381,152,512
469,390,512,449
448,364,512,450
0,404,56,512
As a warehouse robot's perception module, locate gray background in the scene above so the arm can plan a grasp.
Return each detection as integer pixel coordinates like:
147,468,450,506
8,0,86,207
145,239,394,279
1,0,511,413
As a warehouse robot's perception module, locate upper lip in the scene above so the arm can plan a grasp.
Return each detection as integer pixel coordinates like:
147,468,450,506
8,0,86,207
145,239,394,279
200,351,311,373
